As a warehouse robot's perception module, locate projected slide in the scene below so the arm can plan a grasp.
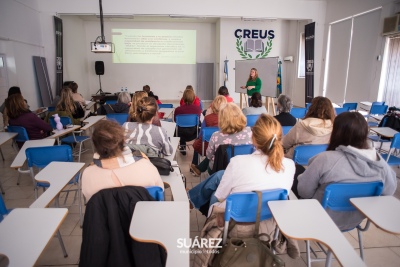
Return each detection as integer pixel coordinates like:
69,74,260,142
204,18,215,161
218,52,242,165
112,29,196,64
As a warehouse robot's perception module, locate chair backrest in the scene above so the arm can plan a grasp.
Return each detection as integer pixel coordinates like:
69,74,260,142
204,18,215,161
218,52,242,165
202,127,219,143
390,133,400,149
106,113,129,125
25,145,73,168
0,194,8,216
335,107,350,115
226,144,255,163
49,116,72,128
282,126,293,136
305,103,311,109
7,125,29,143
145,186,164,201
293,144,328,165
47,106,56,112
246,114,260,127
175,114,199,127
369,104,388,115
372,101,385,106
158,104,174,108
322,181,383,212
105,100,117,105
225,189,288,223
343,102,357,111
290,108,307,119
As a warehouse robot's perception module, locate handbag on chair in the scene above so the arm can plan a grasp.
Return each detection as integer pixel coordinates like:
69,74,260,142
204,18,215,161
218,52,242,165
212,191,285,267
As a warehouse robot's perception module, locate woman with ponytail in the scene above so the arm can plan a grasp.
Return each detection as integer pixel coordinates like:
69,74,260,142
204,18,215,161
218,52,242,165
188,113,295,217
123,97,172,156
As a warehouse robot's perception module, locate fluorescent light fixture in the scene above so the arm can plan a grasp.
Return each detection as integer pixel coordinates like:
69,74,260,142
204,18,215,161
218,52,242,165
96,14,134,19
241,17,277,22
169,15,207,19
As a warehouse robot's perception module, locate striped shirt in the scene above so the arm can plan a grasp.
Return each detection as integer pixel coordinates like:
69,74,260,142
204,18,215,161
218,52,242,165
123,122,173,156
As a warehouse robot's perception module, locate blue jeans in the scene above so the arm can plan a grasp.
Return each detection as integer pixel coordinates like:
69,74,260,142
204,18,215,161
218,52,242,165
188,170,225,209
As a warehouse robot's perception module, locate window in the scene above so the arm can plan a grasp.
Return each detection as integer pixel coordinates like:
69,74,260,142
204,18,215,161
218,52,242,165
380,36,400,107
298,33,305,78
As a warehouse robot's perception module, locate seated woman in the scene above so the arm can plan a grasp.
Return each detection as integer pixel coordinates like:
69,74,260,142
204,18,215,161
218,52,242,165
242,92,267,115
46,87,85,125
190,103,252,175
174,88,202,155
274,94,297,126
6,94,52,147
97,92,130,115
128,91,161,127
297,112,397,231
69,82,86,108
179,85,201,108
123,97,173,157
188,114,295,216
204,86,233,116
282,96,335,158
82,120,163,201
190,95,227,176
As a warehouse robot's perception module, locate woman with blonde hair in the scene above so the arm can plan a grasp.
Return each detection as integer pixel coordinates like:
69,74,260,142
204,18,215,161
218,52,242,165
191,102,252,175
46,87,84,125
123,97,173,156
188,113,295,217
190,95,227,175
282,96,335,158
128,91,161,126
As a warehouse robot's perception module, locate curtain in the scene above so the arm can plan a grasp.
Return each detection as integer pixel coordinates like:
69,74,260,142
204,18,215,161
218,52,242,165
383,36,400,107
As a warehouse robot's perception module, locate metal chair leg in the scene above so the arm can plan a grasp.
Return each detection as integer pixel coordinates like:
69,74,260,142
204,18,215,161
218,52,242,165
56,230,68,257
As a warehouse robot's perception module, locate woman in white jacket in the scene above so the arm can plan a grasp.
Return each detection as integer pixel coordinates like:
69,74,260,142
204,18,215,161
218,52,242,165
282,96,335,158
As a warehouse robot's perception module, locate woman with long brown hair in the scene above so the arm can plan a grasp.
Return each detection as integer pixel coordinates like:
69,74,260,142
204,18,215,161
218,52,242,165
46,87,84,125
282,96,335,158
128,91,161,126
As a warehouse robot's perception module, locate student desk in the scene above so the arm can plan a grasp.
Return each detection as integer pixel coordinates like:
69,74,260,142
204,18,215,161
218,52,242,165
164,136,179,162
268,199,366,267
30,161,85,209
161,161,188,202
369,127,398,139
160,120,177,139
0,132,17,160
80,115,106,131
10,139,55,169
46,125,81,145
130,202,189,267
350,196,400,235
159,108,174,119
0,208,68,267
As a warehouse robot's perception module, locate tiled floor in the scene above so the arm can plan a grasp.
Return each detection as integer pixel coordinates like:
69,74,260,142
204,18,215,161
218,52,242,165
1,123,400,266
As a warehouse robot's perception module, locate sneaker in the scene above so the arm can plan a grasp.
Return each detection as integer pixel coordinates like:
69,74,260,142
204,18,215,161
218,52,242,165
189,167,199,177
190,164,201,176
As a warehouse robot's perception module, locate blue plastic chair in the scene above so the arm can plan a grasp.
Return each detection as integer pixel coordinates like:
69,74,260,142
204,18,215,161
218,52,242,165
368,117,390,152
201,127,219,156
0,194,11,222
372,101,385,106
145,186,164,201
343,103,357,111
7,125,30,185
310,181,384,263
158,104,173,108
226,144,255,163
293,144,328,165
246,114,260,127
335,107,350,115
49,116,92,162
105,100,117,105
282,126,293,136
106,113,129,125
367,105,388,127
380,133,400,166
290,108,307,120
222,189,288,244
47,106,56,112
175,114,199,151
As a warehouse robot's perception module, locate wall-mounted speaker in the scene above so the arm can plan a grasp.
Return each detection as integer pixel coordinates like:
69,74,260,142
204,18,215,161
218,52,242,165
95,61,105,75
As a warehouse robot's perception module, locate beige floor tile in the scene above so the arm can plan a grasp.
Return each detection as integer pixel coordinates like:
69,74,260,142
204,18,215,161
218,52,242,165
35,235,82,266
363,247,400,267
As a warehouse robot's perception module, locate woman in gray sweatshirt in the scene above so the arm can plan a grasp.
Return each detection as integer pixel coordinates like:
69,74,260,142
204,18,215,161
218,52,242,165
297,111,397,231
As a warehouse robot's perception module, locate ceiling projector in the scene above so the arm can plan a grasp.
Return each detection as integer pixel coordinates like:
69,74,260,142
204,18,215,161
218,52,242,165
91,42,114,53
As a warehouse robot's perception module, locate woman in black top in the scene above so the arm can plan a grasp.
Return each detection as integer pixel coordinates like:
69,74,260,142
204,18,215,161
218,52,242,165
274,94,297,126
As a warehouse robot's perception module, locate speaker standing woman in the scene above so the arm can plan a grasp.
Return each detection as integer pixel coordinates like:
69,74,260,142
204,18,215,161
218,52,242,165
240,68,262,107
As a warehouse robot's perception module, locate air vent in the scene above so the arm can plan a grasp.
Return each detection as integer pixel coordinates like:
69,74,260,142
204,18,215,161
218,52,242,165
383,15,400,36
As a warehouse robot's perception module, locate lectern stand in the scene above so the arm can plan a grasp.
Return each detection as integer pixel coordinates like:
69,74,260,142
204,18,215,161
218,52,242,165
240,93,248,109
